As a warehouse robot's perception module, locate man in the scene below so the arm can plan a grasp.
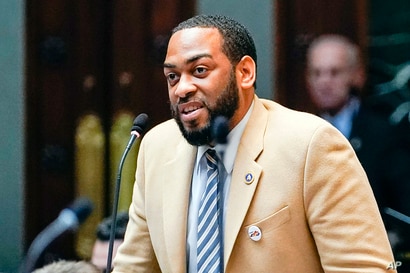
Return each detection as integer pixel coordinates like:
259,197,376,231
113,15,397,272
91,212,129,271
306,34,410,266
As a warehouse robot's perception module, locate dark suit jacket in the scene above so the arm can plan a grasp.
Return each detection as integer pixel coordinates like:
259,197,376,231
354,92,410,266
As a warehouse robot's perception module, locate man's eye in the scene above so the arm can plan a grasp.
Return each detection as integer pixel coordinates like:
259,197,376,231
166,73,179,85
194,67,207,75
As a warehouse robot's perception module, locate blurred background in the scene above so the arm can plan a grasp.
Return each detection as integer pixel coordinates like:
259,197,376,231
1,0,409,272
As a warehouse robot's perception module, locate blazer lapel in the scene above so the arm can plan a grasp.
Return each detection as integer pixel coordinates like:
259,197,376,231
224,97,266,266
157,97,268,271
161,139,197,273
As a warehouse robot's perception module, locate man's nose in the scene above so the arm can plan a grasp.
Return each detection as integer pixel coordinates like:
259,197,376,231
174,74,197,98
316,71,334,83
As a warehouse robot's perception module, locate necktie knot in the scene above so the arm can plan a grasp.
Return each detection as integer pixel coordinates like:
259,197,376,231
205,149,219,174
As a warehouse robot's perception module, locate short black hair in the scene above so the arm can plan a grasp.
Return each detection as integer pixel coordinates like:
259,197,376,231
95,211,129,241
172,14,257,69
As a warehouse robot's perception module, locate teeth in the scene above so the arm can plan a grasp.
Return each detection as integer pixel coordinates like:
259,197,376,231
184,106,199,113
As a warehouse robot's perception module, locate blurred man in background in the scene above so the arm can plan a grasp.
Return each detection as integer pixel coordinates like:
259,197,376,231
91,211,128,272
306,34,410,270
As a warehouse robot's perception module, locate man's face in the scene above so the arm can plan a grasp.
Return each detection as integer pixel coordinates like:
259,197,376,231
163,27,239,146
306,42,357,114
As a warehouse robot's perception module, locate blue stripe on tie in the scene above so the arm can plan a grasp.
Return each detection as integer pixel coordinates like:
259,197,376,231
197,149,222,273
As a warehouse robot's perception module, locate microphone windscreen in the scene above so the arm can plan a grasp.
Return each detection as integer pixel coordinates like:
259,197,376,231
131,113,149,135
68,197,93,224
212,116,229,144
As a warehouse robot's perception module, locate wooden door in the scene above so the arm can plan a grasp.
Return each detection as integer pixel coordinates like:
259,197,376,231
25,0,194,265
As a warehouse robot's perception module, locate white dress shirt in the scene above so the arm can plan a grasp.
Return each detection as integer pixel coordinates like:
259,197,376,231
321,96,361,138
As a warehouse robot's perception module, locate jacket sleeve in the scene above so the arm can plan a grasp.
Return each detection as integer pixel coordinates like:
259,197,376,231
304,124,398,272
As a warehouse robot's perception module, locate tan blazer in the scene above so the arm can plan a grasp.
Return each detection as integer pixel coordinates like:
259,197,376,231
113,96,397,273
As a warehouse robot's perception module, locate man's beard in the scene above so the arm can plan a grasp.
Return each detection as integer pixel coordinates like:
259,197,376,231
171,70,239,146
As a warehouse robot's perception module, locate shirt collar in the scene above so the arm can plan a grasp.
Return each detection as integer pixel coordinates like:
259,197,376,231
197,100,255,174
321,96,361,137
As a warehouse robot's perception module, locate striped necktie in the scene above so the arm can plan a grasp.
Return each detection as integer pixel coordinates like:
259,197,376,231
197,149,223,273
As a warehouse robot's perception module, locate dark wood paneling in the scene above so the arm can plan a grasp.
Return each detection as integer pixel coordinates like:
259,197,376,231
25,0,194,266
25,0,87,262
110,0,195,127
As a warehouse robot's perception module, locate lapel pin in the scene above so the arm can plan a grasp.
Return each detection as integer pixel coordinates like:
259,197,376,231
248,225,262,241
245,172,254,184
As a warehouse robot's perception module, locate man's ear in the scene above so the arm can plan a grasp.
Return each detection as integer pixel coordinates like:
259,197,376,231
236,55,256,89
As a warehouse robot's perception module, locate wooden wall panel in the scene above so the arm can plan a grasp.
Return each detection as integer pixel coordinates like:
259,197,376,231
110,0,195,126
25,0,88,263
25,0,194,266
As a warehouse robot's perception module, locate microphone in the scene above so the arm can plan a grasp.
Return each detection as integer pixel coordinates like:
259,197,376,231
106,113,149,272
21,197,93,273
384,207,410,225
212,116,229,145
127,113,150,150
212,116,229,161
211,116,229,270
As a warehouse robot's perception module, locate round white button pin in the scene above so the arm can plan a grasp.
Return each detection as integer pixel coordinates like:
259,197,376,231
248,225,262,241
